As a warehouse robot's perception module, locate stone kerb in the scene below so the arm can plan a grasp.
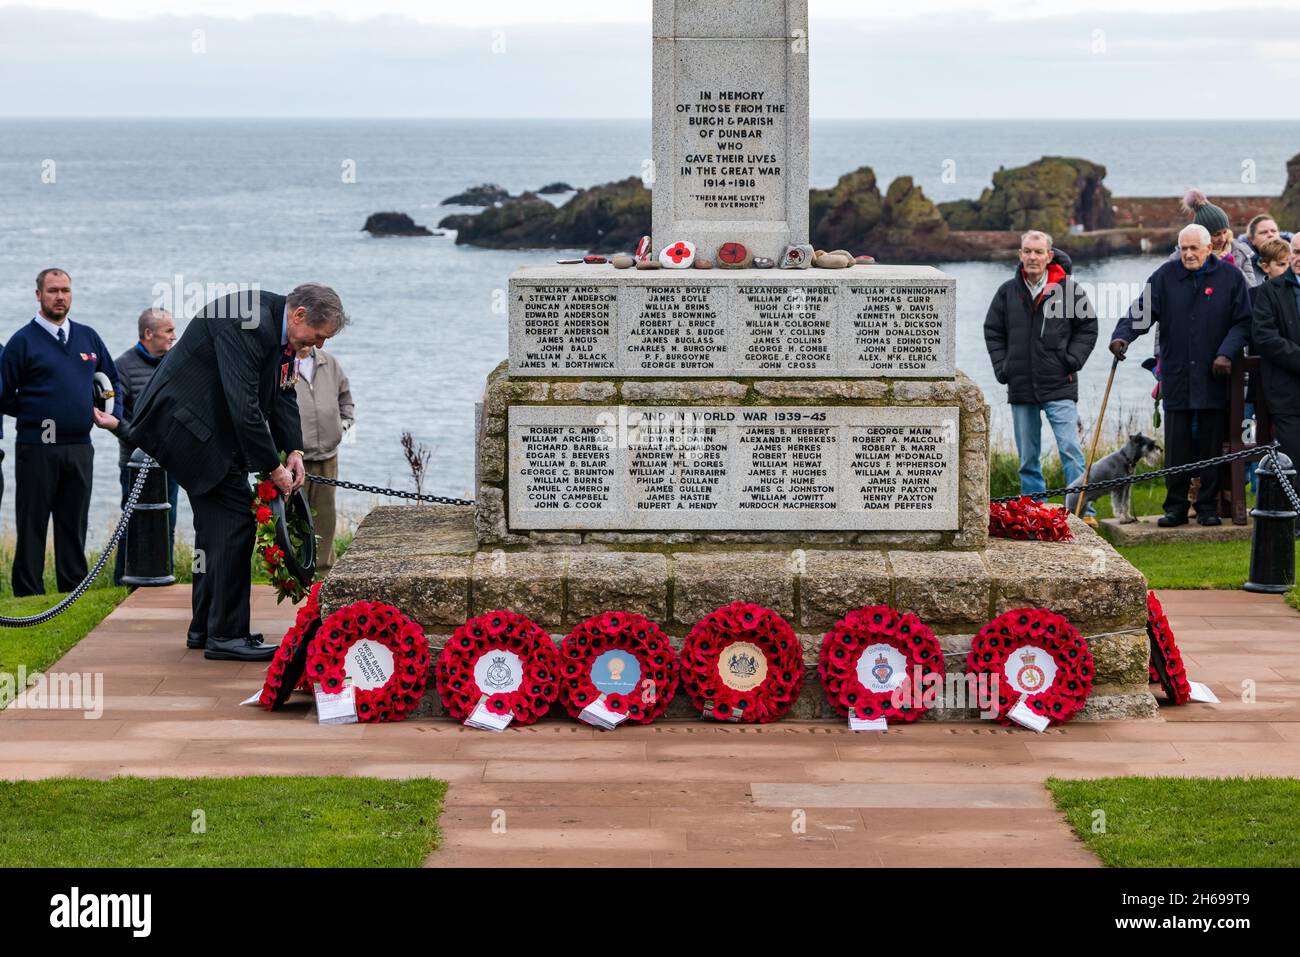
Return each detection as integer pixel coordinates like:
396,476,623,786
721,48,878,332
475,360,990,550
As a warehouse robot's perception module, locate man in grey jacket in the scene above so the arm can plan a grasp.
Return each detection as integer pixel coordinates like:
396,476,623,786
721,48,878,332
113,308,179,584
295,345,354,576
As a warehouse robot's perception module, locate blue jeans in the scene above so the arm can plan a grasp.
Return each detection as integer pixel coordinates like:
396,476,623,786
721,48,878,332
1011,401,1093,516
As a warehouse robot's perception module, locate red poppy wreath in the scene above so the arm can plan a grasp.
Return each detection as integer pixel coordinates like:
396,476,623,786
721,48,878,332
967,607,1094,727
558,611,679,725
679,602,805,723
989,496,1072,542
436,610,561,726
303,600,430,723
1146,591,1192,705
818,605,943,724
258,581,323,710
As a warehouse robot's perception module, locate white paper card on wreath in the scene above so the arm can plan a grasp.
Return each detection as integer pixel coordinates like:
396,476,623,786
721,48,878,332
345,639,395,691
240,689,262,707
579,696,630,730
856,643,909,695
474,649,524,695
848,713,889,732
314,682,358,725
1003,645,1058,696
1187,681,1220,704
1007,698,1050,733
465,697,514,732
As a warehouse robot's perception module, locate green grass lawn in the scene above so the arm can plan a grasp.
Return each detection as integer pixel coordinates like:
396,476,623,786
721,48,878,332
1114,539,1254,590
1049,776,1300,867
0,776,446,867
0,589,129,705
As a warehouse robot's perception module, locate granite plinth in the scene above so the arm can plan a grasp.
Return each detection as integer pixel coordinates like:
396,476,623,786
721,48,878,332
322,505,1156,721
508,265,956,378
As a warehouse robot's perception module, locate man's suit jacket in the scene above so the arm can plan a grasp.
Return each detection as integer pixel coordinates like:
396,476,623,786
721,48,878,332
119,290,304,496
1251,273,1300,419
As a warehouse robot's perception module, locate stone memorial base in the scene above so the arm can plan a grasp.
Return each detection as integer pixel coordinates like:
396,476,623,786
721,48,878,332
321,505,1158,722
1101,514,1253,546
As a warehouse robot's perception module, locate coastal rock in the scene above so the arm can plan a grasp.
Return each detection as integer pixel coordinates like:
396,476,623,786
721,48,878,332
635,259,662,270
537,182,575,195
362,212,434,237
808,167,884,252
937,156,1116,234
1274,151,1300,231
659,240,696,268
780,243,813,269
611,253,635,268
442,176,650,251
813,251,852,268
441,183,512,206
717,242,752,269
693,258,715,269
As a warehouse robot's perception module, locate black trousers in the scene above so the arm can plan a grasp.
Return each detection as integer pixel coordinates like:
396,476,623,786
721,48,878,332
12,443,94,597
1272,413,1300,478
1163,409,1227,517
188,468,255,641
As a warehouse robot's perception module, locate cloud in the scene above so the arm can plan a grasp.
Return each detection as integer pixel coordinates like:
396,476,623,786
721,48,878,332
1,6,1299,118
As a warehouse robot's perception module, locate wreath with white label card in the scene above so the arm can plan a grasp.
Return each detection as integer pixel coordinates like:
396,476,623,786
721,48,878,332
818,605,944,725
257,582,323,710
558,611,679,726
303,600,429,723
966,608,1094,729
679,602,805,723
1145,591,1193,705
436,610,561,728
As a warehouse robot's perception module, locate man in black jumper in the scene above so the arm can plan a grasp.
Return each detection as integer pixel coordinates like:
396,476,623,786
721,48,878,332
0,269,121,596
112,307,179,585
1251,235,1300,477
94,284,348,662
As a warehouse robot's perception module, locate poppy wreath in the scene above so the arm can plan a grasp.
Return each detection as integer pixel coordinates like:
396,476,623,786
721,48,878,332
1145,591,1192,705
258,581,324,709
436,610,561,725
679,602,805,723
304,601,430,723
818,605,943,724
250,473,314,604
558,611,679,725
967,607,1094,727
989,496,1072,542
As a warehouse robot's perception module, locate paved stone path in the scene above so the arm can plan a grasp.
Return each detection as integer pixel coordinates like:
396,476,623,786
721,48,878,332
1,586,1297,867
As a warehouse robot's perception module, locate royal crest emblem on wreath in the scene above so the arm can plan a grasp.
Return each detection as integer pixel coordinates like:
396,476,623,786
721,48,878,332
484,655,513,689
1016,650,1046,692
870,651,894,686
728,652,758,679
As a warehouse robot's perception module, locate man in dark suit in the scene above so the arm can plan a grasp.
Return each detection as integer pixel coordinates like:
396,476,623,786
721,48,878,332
94,284,349,661
1251,235,1300,478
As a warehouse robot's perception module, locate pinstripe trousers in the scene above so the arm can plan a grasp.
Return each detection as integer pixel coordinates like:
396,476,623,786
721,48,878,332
189,467,255,640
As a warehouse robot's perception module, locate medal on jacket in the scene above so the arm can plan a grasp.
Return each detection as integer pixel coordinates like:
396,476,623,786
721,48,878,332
279,345,299,391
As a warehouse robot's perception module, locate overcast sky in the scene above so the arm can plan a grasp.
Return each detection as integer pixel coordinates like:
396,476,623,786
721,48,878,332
2,0,1300,118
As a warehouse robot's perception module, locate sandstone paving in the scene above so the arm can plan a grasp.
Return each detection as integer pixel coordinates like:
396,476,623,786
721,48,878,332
0,585,1295,868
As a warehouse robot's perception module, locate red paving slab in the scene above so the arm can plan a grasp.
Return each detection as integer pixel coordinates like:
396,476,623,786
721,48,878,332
0,585,1296,868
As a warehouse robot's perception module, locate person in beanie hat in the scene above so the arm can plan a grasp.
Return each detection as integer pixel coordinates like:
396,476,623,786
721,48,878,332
1181,188,1241,270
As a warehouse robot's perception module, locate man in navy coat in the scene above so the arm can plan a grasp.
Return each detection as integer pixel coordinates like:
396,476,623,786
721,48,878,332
1110,224,1252,527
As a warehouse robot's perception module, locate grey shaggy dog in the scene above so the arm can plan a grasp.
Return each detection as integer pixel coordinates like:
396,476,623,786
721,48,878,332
1066,434,1163,523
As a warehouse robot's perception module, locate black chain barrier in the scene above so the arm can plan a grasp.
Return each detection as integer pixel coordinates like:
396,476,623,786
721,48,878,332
0,459,156,628
990,442,1283,505
303,473,475,507
2,446,1291,628
1266,447,1300,514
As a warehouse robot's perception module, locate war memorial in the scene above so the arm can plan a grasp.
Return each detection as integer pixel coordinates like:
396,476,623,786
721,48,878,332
323,0,1156,724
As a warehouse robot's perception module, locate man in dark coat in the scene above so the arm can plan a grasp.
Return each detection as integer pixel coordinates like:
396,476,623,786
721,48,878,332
94,284,349,661
984,231,1098,514
1111,225,1252,527
1251,235,1300,478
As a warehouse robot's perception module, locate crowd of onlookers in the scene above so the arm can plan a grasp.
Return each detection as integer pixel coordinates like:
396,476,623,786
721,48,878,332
985,190,1300,531
0,269,354,597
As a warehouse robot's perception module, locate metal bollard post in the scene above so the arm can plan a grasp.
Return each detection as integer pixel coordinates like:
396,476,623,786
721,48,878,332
1244,452,1296,594
122,449,176,587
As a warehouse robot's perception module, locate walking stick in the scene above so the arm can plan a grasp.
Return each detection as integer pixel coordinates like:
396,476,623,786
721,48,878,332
1077,355,1120,517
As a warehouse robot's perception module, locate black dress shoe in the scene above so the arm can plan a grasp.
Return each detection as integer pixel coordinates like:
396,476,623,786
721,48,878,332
204,636,278,662
1197,513,1222,527
189,631,261,649
1156,512,1189,528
